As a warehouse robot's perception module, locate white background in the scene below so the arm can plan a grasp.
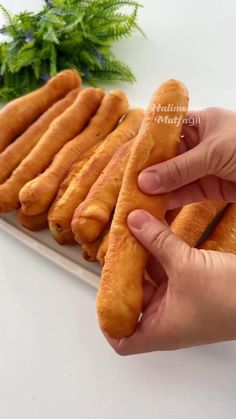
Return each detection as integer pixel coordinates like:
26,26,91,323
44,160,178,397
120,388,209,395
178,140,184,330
1,1,236,418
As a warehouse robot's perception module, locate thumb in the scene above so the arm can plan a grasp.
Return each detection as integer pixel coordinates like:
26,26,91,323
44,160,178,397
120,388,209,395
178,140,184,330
128,209,190,273
138,142,211,194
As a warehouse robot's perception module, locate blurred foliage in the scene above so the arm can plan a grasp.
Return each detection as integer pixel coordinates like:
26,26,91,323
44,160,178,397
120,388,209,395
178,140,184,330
0,0,144,99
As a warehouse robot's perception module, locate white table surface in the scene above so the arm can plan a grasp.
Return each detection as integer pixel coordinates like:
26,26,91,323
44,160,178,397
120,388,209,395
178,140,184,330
1,1,236,418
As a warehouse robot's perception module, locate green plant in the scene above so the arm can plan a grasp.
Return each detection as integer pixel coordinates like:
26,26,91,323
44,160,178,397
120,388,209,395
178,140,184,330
0,0,144,100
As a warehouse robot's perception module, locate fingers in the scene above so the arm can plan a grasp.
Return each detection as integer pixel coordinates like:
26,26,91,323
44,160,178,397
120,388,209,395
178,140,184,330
138,142,211,195
178,121,199,155
165,208,181,224
142,280,156,311
178,116,200,155
128,210,190,274
146,256,168,285
104,280,157,354
112,325,149,355
104,327,147,356
184,109,207,141
105,304,154,355
107,283,169,355
185,109,203,127
167,177,236,210
182,123,199,149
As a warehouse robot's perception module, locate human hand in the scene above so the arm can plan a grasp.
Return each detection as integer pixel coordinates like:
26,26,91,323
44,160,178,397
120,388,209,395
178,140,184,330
106,210,236,355
139,108,236,209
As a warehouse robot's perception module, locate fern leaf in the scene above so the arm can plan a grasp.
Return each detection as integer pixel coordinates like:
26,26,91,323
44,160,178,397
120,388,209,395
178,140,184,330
9,47,37,73
0,0,145,100
90,57,135,83
60,14,85,33
41,12,65,27
49,44,57,75
42,23,59,44
0,4,13,25
32,58,42,79
88,0,142,16
92,5,139,41
0,4,18,36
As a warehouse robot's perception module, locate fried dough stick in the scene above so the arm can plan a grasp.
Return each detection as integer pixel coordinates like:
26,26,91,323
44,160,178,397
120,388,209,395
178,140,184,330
200,204,236,253
48,109,143,245
0,88,79,184
49,144,101,245
0,69,80,152
55,145,100,201
97,79,189,338
19,91,129,216
0,88,104,212
170,201,226,247
82,239,103,262
97,230,110,266
82,224,111,262
73,139,132,243
17,209,48,231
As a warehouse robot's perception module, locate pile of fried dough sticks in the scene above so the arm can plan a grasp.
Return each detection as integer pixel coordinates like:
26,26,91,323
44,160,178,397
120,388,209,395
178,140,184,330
0,69,143,263
0,70,235,338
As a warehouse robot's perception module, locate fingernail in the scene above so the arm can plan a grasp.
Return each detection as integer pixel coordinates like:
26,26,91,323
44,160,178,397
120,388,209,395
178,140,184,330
138,171,161,193
128,210,151,230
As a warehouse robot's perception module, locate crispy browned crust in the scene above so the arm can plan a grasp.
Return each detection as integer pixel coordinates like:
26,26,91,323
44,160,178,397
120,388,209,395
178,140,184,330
171,201,226,247
82,239,103,262
0,88,103,213
73,139,132,243
17,208,48,231
0,69,81,153
48,108,144,245
48,224,76,246
55,144,100,201
200,204,236,253
97,79,189,338
18,90,129,216
97,230,110,266
82,225,111,262
48,144,100,245
0,88,79,184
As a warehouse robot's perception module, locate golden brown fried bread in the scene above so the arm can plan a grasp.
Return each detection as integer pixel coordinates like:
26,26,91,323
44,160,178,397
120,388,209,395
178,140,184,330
17,208,48,231
200,204,236,253
48,144,100,245
82,239,103,262
171,201,226,247
0,88,104,212
97,79,189,338
19,91,129,216
82,225,111,262
0,88,79,184
48,109,143,245
73,139,132,243
0,69,80,153
54,144,100,202
97,230,110,266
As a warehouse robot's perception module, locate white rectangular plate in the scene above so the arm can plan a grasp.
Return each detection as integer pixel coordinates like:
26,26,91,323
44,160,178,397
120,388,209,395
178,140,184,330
0,213,101,289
